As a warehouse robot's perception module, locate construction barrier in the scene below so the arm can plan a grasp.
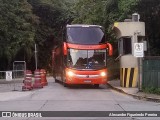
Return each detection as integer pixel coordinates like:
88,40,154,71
33,69,43,88
120,67,138,87
40,69,48,86
22,70,33,91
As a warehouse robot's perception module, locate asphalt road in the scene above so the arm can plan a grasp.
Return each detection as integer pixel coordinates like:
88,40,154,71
0,77,160,120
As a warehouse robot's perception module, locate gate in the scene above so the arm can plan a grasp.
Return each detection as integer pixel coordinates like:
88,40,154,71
0,61,26,91
13,61,26,79
142,57,160,88
0,61,26,80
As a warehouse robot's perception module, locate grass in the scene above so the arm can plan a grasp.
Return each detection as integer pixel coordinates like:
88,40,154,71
142,87,160,95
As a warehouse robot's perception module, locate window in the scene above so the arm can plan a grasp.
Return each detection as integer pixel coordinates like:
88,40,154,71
66,27,105,44
123,38,132,54
119,37,132,55
67,49,106,70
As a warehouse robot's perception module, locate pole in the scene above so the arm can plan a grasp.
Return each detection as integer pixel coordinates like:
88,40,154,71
35,44,38,70
24,61,26,78
139,57,143,91
134,31,143,91
12,63,16,91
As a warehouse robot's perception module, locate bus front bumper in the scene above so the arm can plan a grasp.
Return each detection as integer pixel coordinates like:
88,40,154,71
65,68,108,85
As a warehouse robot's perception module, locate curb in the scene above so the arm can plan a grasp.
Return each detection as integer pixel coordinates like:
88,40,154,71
107,83,160,103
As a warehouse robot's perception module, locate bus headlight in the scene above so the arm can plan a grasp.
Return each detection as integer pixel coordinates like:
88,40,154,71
67,71,74,77
100,72,106,77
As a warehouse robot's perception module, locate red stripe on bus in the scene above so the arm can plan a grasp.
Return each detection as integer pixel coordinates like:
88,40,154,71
66,43,107,49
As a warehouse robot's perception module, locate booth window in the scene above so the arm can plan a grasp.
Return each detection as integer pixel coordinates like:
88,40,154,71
123,38,132,54
119,37,132,55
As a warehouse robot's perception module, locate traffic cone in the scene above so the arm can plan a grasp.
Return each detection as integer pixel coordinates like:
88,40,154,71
33,69,43,88
40,69,48,86
22,70,33,91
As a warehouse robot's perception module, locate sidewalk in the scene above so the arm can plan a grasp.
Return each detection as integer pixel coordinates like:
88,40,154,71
108,79,160,102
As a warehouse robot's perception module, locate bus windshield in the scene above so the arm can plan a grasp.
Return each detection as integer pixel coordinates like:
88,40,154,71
66,27,105,44
67,49,106,70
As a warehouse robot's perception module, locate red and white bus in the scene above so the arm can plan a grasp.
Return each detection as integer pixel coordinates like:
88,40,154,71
52,24,113,87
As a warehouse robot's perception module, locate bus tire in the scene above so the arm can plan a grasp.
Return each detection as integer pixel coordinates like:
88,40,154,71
64,83,68,87
55,79,58,83
94,84,99,88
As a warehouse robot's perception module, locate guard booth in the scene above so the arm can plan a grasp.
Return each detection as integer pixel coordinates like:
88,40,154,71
113,13,146,87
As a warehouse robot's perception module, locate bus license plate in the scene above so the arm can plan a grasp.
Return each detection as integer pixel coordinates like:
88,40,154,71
84,80,91,83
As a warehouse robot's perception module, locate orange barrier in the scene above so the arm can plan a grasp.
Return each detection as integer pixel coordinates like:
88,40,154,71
40,69,48,86
22,70,33,91
33,69,43,88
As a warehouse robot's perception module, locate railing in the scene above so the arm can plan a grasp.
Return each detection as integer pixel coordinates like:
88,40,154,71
0,71,5,79
0,70,25,80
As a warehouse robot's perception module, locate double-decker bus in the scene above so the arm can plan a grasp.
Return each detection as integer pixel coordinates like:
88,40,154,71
52,24,113,87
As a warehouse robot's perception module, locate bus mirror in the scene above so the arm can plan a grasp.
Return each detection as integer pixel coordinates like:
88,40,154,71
63,42,67,55
107,43,113,56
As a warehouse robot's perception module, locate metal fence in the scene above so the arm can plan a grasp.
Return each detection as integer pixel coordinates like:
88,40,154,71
0,61,26,91
0,61,26,80
0,70,25,80
142,57,160,88
0,70,25,92
0,71,5,79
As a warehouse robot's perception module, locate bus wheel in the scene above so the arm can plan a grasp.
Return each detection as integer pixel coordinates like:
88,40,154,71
94,84,99,88
55,79,58,83
64,83,68,87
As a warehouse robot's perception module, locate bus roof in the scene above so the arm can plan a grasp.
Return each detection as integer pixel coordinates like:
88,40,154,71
67,24,102,28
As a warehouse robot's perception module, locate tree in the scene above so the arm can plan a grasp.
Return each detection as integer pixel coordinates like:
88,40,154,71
72,0,138,42
137,0,160,55
0,0,38,70
28,0,74,70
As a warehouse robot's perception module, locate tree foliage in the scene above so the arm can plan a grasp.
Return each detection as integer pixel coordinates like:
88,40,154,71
28,0,74,70
0,0,37,70
1,0,160,71
0,0,74,70
72,0,138,41
138,0,160,55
